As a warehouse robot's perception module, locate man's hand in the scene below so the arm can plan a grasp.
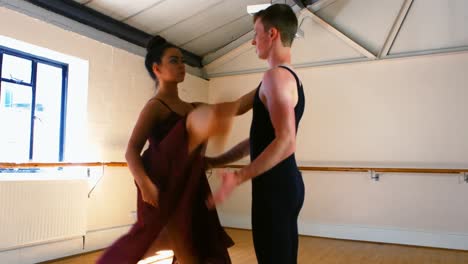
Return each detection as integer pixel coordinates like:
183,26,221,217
207,170,240,209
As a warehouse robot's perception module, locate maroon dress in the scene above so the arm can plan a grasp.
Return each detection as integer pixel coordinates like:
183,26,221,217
97,105,233,264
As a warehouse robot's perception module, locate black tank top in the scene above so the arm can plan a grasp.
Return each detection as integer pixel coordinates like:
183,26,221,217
249,65,305,177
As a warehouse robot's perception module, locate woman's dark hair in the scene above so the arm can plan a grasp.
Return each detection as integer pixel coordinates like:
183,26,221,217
144,36,176,80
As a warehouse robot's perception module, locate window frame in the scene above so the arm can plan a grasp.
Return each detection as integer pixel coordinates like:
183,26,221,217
0,45,69,162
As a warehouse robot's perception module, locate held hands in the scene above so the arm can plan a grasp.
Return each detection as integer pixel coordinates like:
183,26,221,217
207,169,241,209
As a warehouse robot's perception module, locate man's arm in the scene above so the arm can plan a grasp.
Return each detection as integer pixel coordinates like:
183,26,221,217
205,139,250,168
235,68,297,183
207,68,298,207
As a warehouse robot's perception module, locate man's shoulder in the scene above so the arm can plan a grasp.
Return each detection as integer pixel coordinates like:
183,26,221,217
262,67,296,88
264,67,284,77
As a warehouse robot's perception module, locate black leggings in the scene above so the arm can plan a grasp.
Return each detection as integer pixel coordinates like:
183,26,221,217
251,172,305,264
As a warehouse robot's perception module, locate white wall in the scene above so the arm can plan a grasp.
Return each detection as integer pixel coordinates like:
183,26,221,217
207,51,468,250
206,0,468,250
0,5,209,264
1,0,468,263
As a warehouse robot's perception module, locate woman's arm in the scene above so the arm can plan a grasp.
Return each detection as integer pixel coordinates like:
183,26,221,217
192,87,256,116
236,89,257,115
125,99,168,207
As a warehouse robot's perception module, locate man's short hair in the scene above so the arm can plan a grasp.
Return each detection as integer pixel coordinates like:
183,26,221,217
254,4,298,47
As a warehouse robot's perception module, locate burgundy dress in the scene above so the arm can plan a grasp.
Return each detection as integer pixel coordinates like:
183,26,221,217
97,105,234,264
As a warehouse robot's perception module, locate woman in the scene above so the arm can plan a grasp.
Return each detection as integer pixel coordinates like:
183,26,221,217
97,36,235,264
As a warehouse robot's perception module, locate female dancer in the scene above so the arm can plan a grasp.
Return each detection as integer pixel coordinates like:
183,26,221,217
97,36,235,264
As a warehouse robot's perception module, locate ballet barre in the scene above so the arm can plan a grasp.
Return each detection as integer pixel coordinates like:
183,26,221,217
225,164,468,183
0,162,127,168
1,162,467,183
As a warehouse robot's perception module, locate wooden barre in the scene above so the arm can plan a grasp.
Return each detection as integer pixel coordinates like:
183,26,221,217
225,165,468,174
0,162,127,168
1,162,467,174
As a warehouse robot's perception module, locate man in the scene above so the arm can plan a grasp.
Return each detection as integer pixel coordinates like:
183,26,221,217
208,4,306,264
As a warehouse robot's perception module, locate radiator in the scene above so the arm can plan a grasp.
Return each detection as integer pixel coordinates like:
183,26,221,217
0,178,88,251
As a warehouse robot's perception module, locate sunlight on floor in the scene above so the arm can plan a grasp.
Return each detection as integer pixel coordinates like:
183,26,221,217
137,250,174,264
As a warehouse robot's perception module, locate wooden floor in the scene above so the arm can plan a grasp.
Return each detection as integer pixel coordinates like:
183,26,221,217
44,228,468,264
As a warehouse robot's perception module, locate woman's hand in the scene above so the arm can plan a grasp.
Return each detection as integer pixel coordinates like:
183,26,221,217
139,178,159,208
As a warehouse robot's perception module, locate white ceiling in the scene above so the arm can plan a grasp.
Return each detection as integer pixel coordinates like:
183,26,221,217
37,0,468,77
73,0,270,57
205,0,468,77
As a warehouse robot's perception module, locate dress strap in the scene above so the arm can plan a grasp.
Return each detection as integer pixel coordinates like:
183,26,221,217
153,98,174,112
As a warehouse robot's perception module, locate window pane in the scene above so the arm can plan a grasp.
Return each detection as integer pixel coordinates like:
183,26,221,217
1,54,32,84
32,63,63,161
0,82,32,161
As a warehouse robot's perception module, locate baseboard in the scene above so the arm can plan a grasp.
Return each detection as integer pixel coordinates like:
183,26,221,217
84,225,132,252
299,222,468,251
2,217,465,264
0,225,132,264
217,213,468,250
0,238,83,264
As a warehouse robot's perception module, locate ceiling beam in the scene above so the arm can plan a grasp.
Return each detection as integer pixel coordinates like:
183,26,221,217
378,0,414,58
308,0,339,12
303,9,376,59
293,0,325,9
23,0,203,68
204,0,336,65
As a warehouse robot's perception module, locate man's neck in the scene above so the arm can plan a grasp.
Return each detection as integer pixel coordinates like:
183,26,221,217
267,46,291,68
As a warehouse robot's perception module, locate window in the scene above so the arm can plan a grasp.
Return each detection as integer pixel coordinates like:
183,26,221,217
0,45,68,162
